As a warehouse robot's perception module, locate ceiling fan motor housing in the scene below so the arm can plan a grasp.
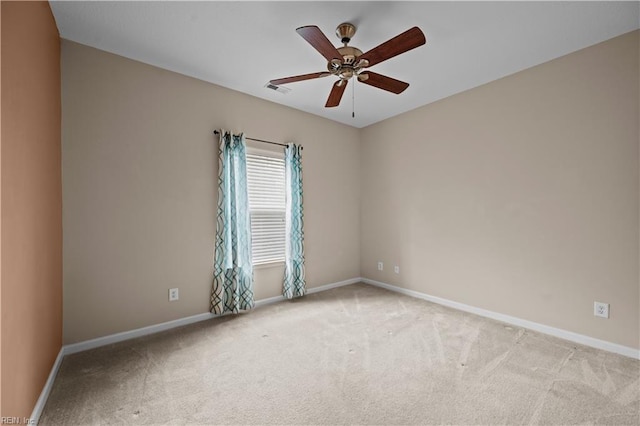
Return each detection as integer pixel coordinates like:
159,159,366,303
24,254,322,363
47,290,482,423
338,46,362,65
328,45,365,81
328,24,374,82
329,24,368,82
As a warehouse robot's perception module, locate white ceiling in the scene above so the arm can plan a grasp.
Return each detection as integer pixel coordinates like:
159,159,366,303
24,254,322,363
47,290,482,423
50,1,639,128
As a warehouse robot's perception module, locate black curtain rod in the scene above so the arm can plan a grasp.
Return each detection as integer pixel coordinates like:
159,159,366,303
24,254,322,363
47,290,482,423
213,130,302,149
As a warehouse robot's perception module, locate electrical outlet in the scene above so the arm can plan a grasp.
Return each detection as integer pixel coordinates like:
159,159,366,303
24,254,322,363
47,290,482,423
169,288,179,302
394,266,400,274
594,302,609,318
377,262,383,271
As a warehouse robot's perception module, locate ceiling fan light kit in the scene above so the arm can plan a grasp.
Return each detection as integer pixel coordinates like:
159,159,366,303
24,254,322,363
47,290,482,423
270,22,426,110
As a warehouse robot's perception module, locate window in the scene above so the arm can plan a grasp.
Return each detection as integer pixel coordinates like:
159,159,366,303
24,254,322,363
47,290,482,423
246,150,286,265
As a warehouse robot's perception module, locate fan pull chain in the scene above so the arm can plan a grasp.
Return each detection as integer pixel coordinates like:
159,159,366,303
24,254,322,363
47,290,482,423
352,78,355,118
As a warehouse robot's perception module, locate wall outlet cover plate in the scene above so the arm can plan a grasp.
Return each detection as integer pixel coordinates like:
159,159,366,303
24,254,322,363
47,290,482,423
169,288,179,302
594,301,609,318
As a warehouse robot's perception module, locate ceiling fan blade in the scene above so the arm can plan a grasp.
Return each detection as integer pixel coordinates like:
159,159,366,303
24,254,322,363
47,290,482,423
359,27,426,68
296,26,343,63
325,80,348,107
270,72,331,85
358,72,409,94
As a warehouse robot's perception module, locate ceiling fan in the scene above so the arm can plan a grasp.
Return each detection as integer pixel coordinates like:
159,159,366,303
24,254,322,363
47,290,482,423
270,23,426,108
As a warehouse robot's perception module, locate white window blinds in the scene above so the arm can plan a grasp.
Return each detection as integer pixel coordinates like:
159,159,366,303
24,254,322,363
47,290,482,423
246,152,286,265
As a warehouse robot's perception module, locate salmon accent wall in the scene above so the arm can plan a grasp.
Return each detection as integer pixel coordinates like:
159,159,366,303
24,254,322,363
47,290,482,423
1,1,62,418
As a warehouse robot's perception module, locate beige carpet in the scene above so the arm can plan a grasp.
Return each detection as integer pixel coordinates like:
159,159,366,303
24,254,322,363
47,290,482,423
41,283,639,425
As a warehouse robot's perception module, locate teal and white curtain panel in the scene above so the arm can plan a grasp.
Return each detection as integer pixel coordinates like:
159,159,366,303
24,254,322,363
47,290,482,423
283,143,305,299
211,130,255,314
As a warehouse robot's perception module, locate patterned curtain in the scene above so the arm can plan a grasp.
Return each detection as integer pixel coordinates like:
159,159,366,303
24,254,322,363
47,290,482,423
210,131,255,314
283,143,305,299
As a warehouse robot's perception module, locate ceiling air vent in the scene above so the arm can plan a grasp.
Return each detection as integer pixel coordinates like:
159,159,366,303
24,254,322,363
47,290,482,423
264,82,291,94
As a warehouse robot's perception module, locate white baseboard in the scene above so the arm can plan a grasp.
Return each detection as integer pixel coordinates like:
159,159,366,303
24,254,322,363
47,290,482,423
254,277,361,307
362,277,640,360
64,311,217,355
64,276,362,355
307,277,362,294
31,348,64,425
254,294,285,307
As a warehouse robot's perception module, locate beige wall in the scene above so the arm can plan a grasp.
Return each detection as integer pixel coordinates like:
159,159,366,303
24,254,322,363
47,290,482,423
1,1,62,418
63,30,638,350
61,41,361,344
361,31,639,349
